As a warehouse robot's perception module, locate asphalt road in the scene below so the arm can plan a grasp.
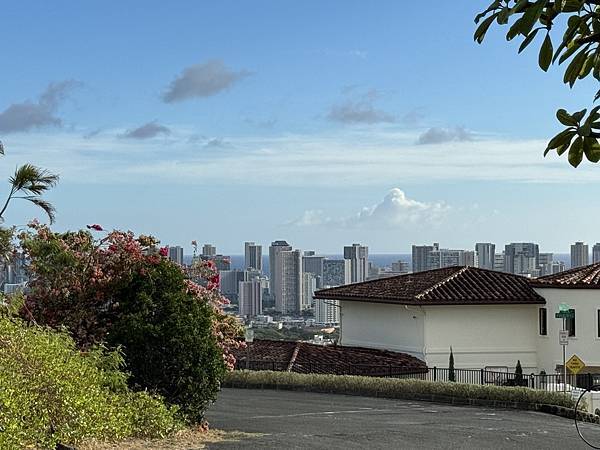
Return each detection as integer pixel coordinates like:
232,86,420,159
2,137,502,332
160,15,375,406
205,388,600,449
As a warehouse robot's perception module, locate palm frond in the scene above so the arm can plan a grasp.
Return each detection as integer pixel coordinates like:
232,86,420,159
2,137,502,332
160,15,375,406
0,141,4,156
24,197,56,224
9,164,59,195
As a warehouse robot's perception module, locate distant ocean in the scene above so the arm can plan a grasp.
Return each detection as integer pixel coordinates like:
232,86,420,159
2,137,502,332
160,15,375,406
184,253,571,273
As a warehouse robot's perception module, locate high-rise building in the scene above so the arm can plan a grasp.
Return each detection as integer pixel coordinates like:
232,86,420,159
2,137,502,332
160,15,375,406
475,243,495,270
550,261,566,274
302,272,317,310
344,243,368,283
302,252,325,288
238,280,262,316
244,242,262,272
278,249,303,314
504,243,539,275
538,253,554,276
322,259,351,287
168,246,184,265
571,242,589,268
594,243,600,264
493,252,505,272
269,240,292,301
219,269,246,300
202,244,216,257
391,260,410,274
315,297,339,324
412,244,436,273
427,246,476,270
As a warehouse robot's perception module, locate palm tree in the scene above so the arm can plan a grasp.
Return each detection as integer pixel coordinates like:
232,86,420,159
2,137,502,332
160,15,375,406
0,141,59,224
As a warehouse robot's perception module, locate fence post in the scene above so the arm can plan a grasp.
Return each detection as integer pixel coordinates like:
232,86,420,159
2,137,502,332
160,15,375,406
480,369,484,385
388,364,392,377
433,366,437,382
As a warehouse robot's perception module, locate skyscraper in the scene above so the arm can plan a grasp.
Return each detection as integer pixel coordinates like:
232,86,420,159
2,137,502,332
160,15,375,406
269,240,292,304
475,243,495,270
202,244,216,257
344,243,368,283
302,272,317,310
315,297,339,324
168,246,184,265
412,243,436,273
238,280,262,316
504,243,539,275
302,252,325,288
244,242,262,272
571,242,589,268
594,243,600,263
278,249,303,314
322,259,351,287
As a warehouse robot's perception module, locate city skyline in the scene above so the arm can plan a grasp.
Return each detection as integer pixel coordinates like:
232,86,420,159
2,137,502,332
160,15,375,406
2,2,600,253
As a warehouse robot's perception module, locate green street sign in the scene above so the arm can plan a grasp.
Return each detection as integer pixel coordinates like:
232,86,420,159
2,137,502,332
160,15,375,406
558,303,571,312
555,311,575,319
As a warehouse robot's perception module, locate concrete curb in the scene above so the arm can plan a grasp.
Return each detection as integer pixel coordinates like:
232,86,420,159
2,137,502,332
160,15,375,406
222,381,600,423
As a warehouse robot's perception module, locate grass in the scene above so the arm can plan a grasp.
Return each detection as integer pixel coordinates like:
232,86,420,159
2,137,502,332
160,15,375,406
225,370,576,409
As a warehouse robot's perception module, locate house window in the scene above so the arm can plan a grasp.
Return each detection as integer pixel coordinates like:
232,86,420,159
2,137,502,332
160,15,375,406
566,309,576,337
539,308,547,336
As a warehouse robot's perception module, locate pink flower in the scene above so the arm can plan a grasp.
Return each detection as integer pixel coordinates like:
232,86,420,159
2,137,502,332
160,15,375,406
159,246,169,257
87,224,104,231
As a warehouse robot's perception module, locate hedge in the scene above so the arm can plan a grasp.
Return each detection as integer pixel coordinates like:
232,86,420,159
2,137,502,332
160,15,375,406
224,370,577,409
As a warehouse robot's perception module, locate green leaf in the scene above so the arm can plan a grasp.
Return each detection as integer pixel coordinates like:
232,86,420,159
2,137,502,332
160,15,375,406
474,14,498,43
518,1,545,36
556,109,578,126
563,49,588,86
538,33,553,71
584,139,600,163
572,108,587,123
518,29,539,52
546,129,576,150
568,136,584,167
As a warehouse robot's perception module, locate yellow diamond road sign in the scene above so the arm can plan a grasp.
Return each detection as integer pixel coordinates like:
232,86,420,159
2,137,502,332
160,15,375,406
566,354,586,375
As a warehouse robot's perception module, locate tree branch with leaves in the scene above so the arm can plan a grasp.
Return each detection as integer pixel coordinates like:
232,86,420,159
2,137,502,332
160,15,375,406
475,0,600,167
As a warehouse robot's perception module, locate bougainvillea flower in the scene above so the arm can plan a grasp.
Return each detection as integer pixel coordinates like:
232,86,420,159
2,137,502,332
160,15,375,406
159,246,169,257
86,224,104,231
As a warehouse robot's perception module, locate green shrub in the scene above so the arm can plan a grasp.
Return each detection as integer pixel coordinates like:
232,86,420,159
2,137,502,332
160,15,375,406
224,370,575,409
0,316,179,449
107,260,227,423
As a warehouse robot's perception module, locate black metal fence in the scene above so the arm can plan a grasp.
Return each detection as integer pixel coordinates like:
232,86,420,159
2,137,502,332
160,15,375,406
236,360,600,393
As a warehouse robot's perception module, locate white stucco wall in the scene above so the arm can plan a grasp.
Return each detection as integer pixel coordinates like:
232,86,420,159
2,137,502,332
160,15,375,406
340,300,538,370
340,300,425,359
424,305,538,371
534,287,600,373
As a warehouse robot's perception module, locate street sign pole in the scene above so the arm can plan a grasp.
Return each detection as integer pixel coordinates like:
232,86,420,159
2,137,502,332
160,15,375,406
562,317,566,394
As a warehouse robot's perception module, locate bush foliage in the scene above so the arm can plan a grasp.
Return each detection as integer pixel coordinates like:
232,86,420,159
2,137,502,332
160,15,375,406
225,370,576,409
0,315,179,449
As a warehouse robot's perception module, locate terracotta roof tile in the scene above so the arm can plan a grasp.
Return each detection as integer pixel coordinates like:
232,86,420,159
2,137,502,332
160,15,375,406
234,340,426,376
315,266,544,305
531,262,600,288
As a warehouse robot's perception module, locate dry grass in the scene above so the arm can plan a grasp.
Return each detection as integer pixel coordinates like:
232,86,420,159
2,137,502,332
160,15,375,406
80,429,262,450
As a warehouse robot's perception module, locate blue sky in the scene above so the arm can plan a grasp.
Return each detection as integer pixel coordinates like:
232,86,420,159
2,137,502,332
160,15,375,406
0,1,598,254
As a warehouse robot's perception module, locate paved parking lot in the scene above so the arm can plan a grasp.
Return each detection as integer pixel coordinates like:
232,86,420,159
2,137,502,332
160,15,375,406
206,388,600,449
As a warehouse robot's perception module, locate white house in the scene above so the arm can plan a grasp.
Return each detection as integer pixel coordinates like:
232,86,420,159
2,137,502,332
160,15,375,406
315,266,544,372
531,263,600,374
316,264,600,373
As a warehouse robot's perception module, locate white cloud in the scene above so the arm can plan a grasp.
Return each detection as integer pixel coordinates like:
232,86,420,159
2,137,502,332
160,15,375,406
288,189,450,228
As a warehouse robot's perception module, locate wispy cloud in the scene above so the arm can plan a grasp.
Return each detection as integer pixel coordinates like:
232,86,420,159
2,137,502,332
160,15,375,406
162,59,251,103
328,89,395,124
289,188,449,228
119,121,171,139
417,126,473,145
0,80,80,133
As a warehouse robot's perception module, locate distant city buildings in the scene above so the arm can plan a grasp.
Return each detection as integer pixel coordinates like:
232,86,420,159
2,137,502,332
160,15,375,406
571,241,589,268
504,243,539,276
594,243,600,264
323,259,351,287
344,243,368,283
302,272,317,311
279,249,303,314
238,280,262,316
475,243,495,270
244,242,262,272
315,297,339,325
201,244,216,257
302,252,325,288
168,246,183,265
391,260,410,274
411,243,477,272
201,254,231,271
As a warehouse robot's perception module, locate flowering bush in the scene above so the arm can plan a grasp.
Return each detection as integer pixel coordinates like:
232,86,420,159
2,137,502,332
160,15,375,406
19,223,243,422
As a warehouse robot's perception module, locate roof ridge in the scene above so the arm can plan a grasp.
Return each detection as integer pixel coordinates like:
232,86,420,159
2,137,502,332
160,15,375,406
415,266,469,299
535,261,600,281
286,341,301,372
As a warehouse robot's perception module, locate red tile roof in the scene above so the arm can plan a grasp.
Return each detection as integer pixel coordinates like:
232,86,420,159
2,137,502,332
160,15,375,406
531,262,600,288
315,266,544,305
234,339,426,376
